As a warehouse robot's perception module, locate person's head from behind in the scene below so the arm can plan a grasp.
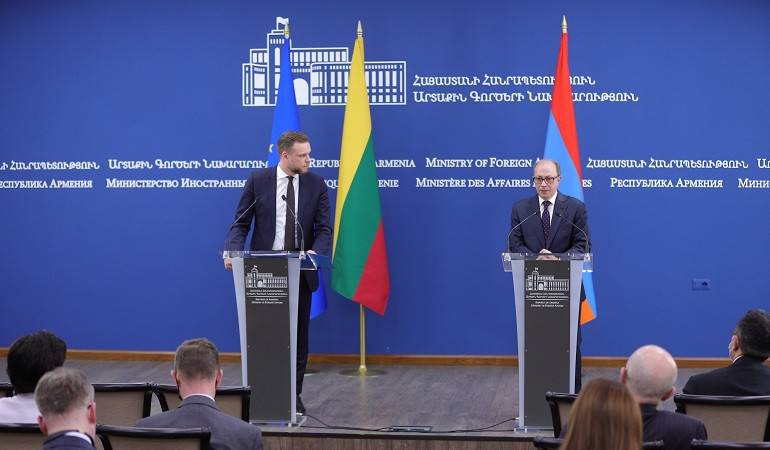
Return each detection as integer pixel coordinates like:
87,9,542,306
172,338,223,398
7,330,67,394
561,378,642,450
729,309,770,361
35,367,96,439
277,130,311,176
621,344,678,405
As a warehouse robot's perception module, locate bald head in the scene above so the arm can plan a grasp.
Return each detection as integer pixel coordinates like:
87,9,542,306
623,345,677,404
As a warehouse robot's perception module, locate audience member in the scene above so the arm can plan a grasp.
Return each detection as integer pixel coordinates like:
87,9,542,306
683,309,770,395
136,338,262,450
35,367,97,449
621,345,707,450
560,378,642,450
0,330,66,423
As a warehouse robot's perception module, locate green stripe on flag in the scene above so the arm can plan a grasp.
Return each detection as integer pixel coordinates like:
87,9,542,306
332,135,382,298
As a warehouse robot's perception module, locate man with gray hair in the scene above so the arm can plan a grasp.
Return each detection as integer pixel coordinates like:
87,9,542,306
136,338,262,450
35,367,97,449
621,345,706,450
509,158,590,390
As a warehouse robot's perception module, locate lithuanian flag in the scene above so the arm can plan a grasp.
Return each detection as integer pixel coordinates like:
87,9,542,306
331,22,390,315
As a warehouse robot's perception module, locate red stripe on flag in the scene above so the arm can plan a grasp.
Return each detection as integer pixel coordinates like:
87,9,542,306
353,221,390,315
551,32,583,180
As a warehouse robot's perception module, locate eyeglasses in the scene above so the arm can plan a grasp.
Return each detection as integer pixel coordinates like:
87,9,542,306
532,176,559,185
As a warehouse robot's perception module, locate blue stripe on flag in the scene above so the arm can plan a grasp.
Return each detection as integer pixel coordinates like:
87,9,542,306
544,113,582,201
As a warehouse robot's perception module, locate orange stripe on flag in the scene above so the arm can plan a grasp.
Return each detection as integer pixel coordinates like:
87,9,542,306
580,300,595,325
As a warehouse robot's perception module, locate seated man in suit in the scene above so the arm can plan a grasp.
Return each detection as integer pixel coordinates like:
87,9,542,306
683,309,770,396
136,338,262,450
35,367,98,449
0,330,67,423
621,345,707,450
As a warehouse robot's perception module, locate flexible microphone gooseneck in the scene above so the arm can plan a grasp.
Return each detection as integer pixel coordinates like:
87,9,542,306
282,194,306,256
505,210,539,252
554,211,591,257
223,197,259,257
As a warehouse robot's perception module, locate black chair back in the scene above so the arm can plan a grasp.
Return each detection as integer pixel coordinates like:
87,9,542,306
533,436,664,449
153,384,251,421
674,394,770,441
97,424,211,450
691,440,770,449
0,422,45,450
545,391,578,437
93,383,154,426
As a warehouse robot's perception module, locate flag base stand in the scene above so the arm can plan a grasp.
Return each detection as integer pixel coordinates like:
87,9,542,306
338,366,386,377
338,305,387,377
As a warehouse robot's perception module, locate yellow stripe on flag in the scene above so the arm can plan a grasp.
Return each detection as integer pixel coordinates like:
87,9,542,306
333,35,372,251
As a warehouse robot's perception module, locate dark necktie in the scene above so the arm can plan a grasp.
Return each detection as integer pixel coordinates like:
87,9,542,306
541,200,551,243
284,176,296,251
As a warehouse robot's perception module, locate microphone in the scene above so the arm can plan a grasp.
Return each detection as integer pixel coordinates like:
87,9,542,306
506,210,539,252
282,194,306,256
222,197,259,257
554,211,591,257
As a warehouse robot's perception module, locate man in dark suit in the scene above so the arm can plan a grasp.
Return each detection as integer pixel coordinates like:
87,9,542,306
35,367,97,449
508,159,588,257
683,309,770,396
509,158,589,390
136,338,262,450
224,131,332,414
622,345,707,450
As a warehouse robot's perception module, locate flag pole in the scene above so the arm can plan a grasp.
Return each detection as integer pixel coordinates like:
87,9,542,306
340,303,385,376
336,19,387,378
358,304,367,373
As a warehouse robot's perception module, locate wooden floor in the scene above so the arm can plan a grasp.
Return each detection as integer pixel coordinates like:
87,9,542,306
0,358,708,449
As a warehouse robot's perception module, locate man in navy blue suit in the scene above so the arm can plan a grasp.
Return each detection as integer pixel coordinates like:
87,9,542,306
224,131,331,414
508,158,590,391
35,367,97,449
683,309,770,396
622,345,707,450
508,159,588,257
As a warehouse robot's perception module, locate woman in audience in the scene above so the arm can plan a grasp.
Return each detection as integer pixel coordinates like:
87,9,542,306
560,378,642,450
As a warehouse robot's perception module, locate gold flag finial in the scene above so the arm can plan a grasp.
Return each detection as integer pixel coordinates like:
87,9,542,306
561,15,567,34
284,21,290,38
357,20,363,38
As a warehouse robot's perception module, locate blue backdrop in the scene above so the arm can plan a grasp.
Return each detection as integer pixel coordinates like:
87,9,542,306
2,0,769,357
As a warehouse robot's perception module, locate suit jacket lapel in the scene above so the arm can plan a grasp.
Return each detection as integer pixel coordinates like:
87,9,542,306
297,173,308,222
546,193,567,250
266,169,277,240
528,195,546,251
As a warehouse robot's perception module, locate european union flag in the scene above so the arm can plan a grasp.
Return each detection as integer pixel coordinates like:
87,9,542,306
267,34,300,166
267,28,326,318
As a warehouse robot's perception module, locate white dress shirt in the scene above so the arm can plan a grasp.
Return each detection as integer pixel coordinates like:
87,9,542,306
0,393,39,423
272,165,300,251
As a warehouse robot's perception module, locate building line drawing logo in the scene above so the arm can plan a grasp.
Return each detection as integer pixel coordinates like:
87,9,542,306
526,268,569,292
242,17,407,107
246,266,288,289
